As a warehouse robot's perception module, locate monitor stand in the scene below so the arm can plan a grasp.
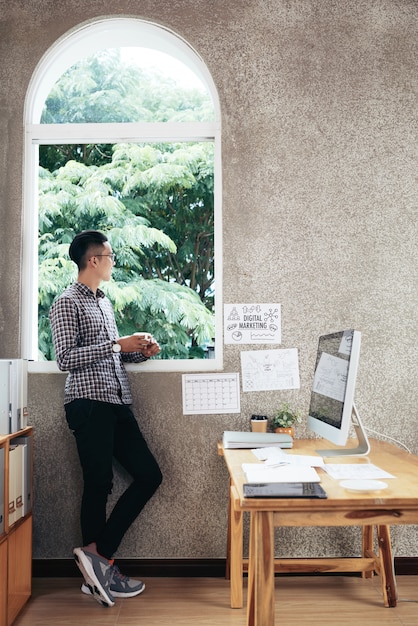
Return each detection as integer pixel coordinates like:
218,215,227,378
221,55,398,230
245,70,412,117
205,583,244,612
316,403,371,458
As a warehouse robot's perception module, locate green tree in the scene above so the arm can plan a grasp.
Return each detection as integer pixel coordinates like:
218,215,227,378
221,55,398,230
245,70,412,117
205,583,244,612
38,50,215,360
40,49,213,169
108,142,214,310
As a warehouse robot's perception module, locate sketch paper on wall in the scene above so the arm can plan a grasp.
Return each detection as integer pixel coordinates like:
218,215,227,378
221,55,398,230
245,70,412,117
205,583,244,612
224,304,281,344
240,348,300,392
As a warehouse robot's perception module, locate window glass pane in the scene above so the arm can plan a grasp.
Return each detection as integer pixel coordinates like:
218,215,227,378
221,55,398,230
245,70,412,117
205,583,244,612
40,48,214,124
38,141,215,361
25,22,221,368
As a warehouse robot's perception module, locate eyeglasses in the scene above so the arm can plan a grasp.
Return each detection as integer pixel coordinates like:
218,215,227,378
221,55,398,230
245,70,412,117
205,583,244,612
91,254,116,263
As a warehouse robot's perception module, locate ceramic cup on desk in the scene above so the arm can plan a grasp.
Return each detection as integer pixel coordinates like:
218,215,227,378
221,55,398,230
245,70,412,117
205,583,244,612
251,415,268,433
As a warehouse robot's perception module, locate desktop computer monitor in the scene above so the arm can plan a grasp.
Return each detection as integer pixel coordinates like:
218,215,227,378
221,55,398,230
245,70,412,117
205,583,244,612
307,329,370,457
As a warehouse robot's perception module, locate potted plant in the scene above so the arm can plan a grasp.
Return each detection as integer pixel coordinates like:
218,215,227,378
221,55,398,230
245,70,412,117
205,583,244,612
271,403,302,438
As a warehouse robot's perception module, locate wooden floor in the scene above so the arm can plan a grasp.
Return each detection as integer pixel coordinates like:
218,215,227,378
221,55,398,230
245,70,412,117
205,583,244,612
14,575,418,626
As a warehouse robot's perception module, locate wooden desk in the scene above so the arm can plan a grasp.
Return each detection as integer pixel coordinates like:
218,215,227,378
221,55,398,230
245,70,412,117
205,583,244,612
219,438,418,626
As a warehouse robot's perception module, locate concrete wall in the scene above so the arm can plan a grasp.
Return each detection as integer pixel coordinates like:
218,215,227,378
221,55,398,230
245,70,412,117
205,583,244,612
1,0,417,560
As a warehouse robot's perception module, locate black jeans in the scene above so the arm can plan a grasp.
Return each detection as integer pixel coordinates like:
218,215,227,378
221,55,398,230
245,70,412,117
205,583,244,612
65,399,162,559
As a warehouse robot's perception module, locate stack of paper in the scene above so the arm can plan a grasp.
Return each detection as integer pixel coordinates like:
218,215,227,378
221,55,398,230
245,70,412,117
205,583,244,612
242,463,320,483
223,431,293,449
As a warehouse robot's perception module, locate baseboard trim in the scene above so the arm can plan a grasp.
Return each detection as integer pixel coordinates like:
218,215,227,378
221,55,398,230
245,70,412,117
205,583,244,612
32,558,227,578
394,557,418,575
32,557,417,578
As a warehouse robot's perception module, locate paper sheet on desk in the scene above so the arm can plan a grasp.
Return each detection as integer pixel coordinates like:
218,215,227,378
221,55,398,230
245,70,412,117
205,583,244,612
242,463,321,483
252,447,324,467
252,447,287,461
322,463,395,480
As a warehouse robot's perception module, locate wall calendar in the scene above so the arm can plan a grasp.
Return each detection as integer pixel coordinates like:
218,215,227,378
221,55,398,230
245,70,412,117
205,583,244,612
182,373,241,415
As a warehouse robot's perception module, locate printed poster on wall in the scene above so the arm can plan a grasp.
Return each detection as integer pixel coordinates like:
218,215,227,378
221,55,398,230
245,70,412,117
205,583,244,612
224,303,281,345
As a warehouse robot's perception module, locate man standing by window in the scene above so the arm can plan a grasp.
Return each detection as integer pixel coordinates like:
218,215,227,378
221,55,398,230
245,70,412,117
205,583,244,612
50,230,162,608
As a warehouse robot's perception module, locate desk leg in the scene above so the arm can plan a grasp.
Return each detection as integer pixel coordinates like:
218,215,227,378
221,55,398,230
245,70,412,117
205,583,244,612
377,525,397,608
230,486,243,608
226,479,232,581
247,511,275,626
362,525,374,579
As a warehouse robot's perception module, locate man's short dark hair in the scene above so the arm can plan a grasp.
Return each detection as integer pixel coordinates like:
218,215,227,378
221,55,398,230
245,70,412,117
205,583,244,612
69,230,108,270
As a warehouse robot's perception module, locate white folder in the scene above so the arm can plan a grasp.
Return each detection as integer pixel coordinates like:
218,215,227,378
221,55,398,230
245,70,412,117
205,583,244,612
9,361,19,433
8,445,18,526
13,436,32,515
0,448,4,533
0,359,29,434
14,444,24,520
0,361,11,435
20,359,29,430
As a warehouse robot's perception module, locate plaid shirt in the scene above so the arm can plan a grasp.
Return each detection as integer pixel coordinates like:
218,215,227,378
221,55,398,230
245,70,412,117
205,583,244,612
49,282,148,405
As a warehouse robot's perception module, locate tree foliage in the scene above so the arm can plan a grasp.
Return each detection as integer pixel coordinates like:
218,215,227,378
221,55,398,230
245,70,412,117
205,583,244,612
38,49,215,360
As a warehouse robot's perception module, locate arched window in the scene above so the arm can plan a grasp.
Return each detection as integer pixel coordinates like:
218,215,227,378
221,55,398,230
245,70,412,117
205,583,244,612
23,17,222,372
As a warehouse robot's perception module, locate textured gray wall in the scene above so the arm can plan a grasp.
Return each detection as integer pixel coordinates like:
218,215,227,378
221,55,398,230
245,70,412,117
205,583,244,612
1,0,417,560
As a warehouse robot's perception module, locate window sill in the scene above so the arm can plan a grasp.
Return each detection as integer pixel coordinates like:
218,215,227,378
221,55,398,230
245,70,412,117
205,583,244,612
27,358,223,374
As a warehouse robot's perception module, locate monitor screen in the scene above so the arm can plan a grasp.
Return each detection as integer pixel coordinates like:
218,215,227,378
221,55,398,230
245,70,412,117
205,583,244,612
307,330,370,457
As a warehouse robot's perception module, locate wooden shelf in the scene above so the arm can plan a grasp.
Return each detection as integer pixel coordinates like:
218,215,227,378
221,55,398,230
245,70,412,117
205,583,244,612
0,427,33,626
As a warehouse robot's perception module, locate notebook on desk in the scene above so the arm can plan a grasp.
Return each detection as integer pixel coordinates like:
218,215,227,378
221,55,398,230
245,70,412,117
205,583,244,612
243,482,327,499
222,431,293,449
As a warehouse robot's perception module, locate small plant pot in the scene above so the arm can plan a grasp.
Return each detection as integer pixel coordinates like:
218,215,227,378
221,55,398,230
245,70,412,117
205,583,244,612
274,426,294,438
251,416,268,433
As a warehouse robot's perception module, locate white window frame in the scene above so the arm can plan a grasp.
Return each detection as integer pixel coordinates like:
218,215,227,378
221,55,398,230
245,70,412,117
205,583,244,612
22,17,223,373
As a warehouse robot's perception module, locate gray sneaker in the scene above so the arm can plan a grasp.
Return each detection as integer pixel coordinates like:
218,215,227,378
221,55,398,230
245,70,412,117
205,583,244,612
81,564,145,598
73,547,115,607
